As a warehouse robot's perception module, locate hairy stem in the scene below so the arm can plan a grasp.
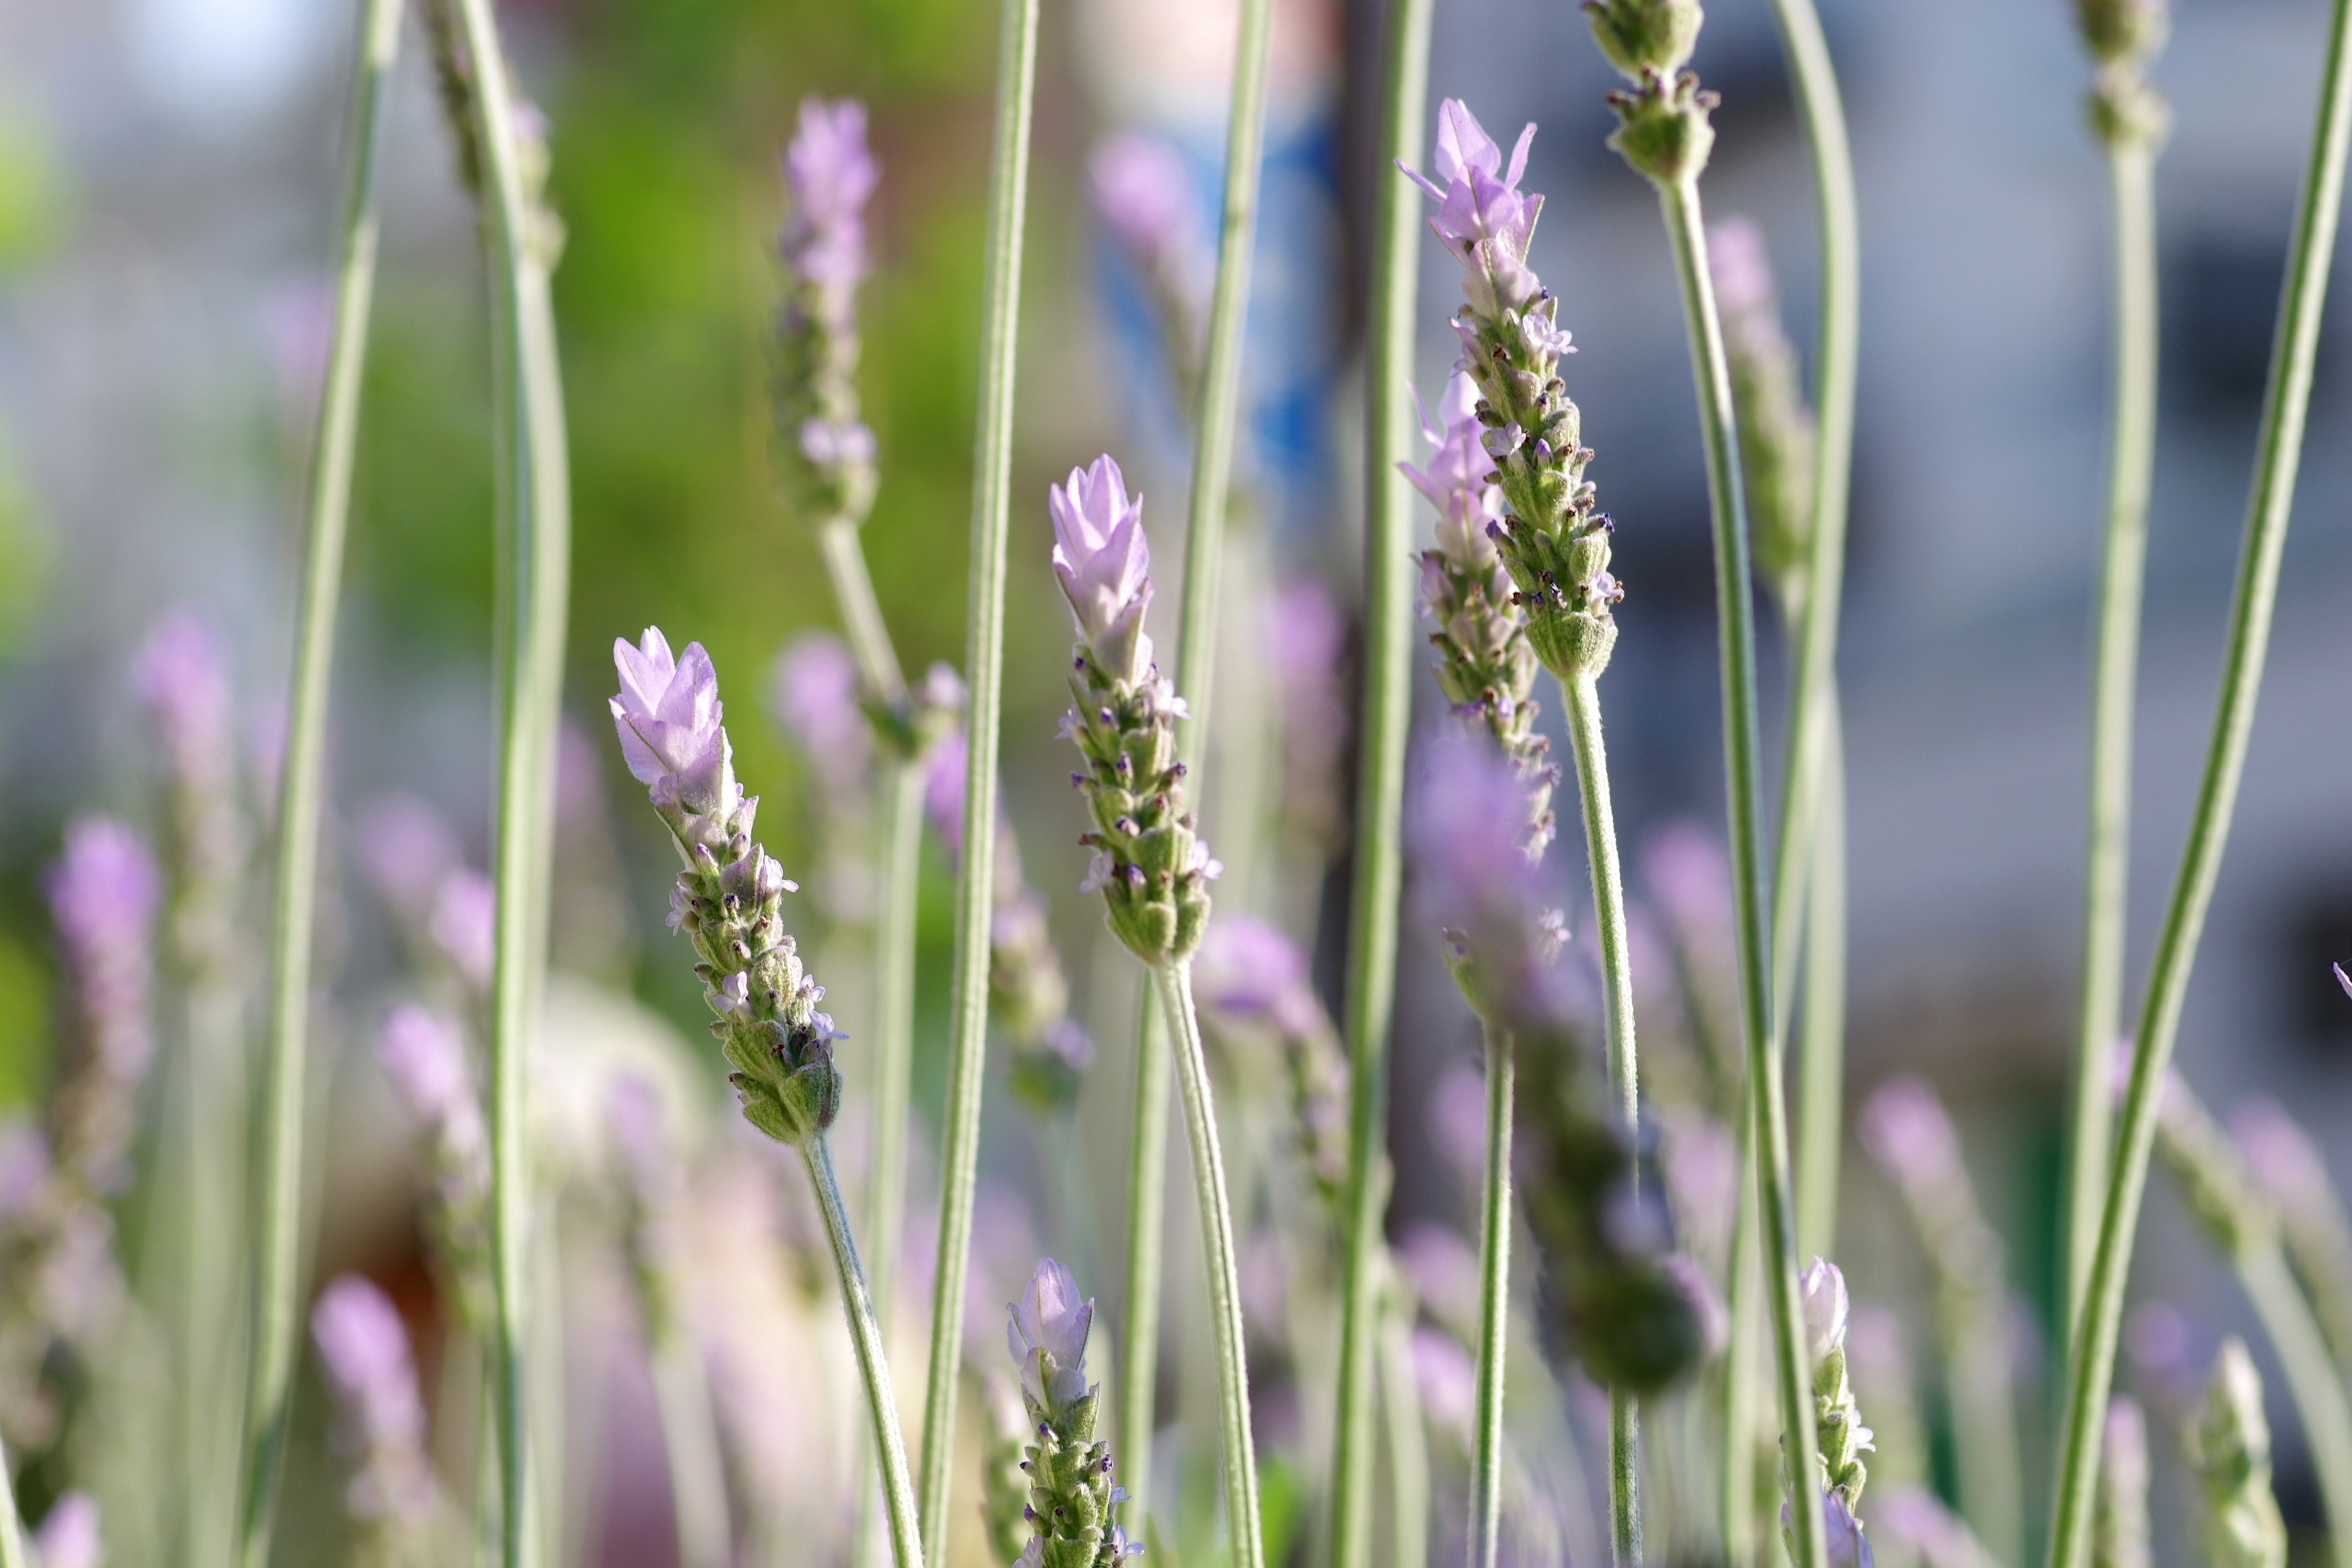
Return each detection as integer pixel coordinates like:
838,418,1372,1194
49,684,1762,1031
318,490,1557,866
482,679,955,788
237,1,401,1558
915,0,1038,1544
1154,962,1266,1568
806,1137,926,1568
1331,0,1433,1558
2046,0,2352,1558
1470,1019,1515,1568
1657,175,1823,1568
2062,137,2159,1345
1562,671,1643,1561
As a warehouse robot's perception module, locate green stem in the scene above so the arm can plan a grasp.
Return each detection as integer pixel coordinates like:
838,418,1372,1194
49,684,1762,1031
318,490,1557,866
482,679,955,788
2047,0,2352,1558
1153,962,1266,1568
1793,697,1847,1260
805,1136,927,1568
1657,175,1823,1568
2241,1244,2352,1568
816,518,908,703
1331,0,1433,1559
1721,1110,1760,1566
1379,1280,1431,1568
2062,137,2159,1347
0,1431,24,1568
1761,0,1860,1271
1561,671,1643,1562
237,1,401,1558
1118,1000,1172,1520
1469,1019,1514,1568
865,760,924,1325
650,1330,731,1568
915,0,1037,1543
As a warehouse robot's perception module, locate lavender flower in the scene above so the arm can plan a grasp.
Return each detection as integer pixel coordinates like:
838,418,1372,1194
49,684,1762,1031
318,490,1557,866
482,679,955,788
1003,1258,1140,1565
311,1274,442,1554
45,815,163,1193
1089,130,1208,400
1403,103,1623,690
1268,576,1353,859
774,97,880,527
30,1493,100,1568
1195,915,1352,1210
133,611,251,971
1054,456,1219,965
377,1004,490,1325
1406,736,1562,1021
2145,1068,2275,1259
611,630,840,1146
132,610,235,801
427,868,494,992
1871,1488,1994,1568
1779,1260,1877,1568
2097,1396,2152,1568
2192,1339,2286,1568
1709,217,1817,606
2232,1097,2352,1366
771,632,873,802
607,1072,688,1345
355,795,464,928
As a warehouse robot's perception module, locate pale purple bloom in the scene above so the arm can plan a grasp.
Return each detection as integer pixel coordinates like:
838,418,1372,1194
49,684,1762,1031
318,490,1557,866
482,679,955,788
1800,1256,1849,1371
0,1120,48,1218
1869,1488,1986,1568
1049,456,1156,682
1858,1075,1966,1193
1411,1324,1477,1436
428,868,495,990
132,608,235,793
1401,371,1505,566
1195,914,1322,1040
31,1492,101,1568
2336,960,2351,1001
1089,132,1200,285
47,816,162,1082
1007,1257,1093,1415
1399,100,1544,317
1643,820,1732,950
1396,1221,1480,1337
378,1005,473,1131
2231,1097,2334,1214
355,794,462,923
770,631,872,799
1660,1109,1738,1267
780,97,878,292
1708,215,1776,322
611,628,741,821
798,416,876,469
1407,736,1551,962
312,1275,440,1526
924,732,970,856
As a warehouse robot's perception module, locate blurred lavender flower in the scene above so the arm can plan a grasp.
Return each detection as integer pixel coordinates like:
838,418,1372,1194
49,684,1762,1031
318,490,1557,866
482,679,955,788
1659,1109,1738,1278
133,609,251,978
1407,735,1561,1022
1055,456,1219,964
31,1492,101,1568
311,1275,443,1558
771,632,873,804
133,610,235,798
1089,130,1208,402
774,97,880,527
2192,1339,2285,1568
1403,101,1621,687
1268,576,1352,860
2232,1097,2352,1366
355,795,463,929
46,816,163,1192
1847,1303,1928,1491
1412,1323,1478,1439
427,869,494,992
1871,1487,1994,1568
1196,914,1352,1210
611,630,840,1147
607,1072,688,1346
378,1004,490,1325
1709,217,1817,607
1003,1257,1139,1565
2097,1396,2152,1568
1793,1258,1874,1508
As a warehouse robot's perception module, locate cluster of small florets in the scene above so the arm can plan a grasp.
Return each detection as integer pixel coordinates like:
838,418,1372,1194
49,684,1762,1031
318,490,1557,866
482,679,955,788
773,97,881,528
2075,0,2169,148
1051,457,1219,965
1404,102,1621,686
1710,217,1818,610
377,1004,492,1329
1195,914,1352,1213
612,629,841,1145
2192,1340,2287,1568
1583,0,1720,187
1005,1259,1141,1567
1781,1261,1876,1568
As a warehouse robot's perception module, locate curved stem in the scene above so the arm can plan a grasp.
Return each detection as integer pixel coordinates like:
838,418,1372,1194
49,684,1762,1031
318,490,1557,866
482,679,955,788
2239,1244,2352,1568
817,518,908,703
2046,0,2352,1558
1379,1280,1432,1568
1561,671,1643,1562
1330,0,1434,1558
1760,0,1861,1277
1657,175,1823,1568
805,1136,927,1568
1153,962,1266,1568
237,1,401,1558
1469,1019,1514,1568
1793,698,1847,1259
2062,138,2159,1346
1118,1000,1172,1520
916,0,1038,1542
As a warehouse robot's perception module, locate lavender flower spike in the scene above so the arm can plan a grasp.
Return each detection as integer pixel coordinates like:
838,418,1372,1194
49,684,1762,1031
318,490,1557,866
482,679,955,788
311,1275,442,1552
2233,1097,2352,1368
610,630,841,1146
1004,1258,1140,1566
1789,1259,1873,1519
774,97,880,528
377,1004,490,1325
1709,216,1817,605
31,1493,101,1568
1089,130,1208,397
1196,915,1353,1212
1054,457,1218,963
2193,1339,2287,1568
46,816,164,1193
1403,104,1621,688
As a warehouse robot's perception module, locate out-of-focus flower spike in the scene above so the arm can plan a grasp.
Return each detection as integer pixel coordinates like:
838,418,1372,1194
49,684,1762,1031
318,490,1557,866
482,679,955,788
1196,915,1353,1213
45,816,164,1193
773,97,880,528
2232,1097,2352,1368
2192,1338,2287,1568
311,1275,443,1551
1709,216,1817,608
31,1493,102,1568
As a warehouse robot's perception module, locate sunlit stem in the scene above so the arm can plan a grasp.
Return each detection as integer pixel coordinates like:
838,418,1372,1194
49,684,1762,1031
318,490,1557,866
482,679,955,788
1469,1019,1513,1568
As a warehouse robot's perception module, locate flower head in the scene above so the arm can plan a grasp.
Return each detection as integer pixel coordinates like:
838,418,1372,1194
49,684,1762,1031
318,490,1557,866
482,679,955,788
1008,1256,1094,1420
132,609,235,789
1090,131,1204,296
1858,1076,1965,1193
378,1005,472,1129
47,815,162,1083
31,1493,101,1568
312,1275,427,1454
1049,456,1155,684
1401,101,1542,315
780,97,878,291
428,868,495,990
355,795,463,923
1801,1256,1850,1371
1403,372,1507,567
611,628,741,822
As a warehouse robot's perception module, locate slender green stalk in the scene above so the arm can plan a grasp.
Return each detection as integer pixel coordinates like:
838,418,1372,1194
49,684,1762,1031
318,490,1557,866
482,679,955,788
1561,673,1643,1561
806,1137,927,1568
1793,699,1847,1259
236,1,401,1558
1470,1019,1515,1568
0,1431,23,1568
1330,0,1433,1559
1117,1003,1172,1518
2239,1245,2352,1568
1379,1283,1431,1568
1153,963,1266,1568
1759,0,1861,1268
2062,137,2160,1344
2047,0,2352,1557
650,1333,731,1568
915,0,1038,1542
1658,176,1824,1568
445,0,576,1559
1720,1112,1760,1566
817,519,908,699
